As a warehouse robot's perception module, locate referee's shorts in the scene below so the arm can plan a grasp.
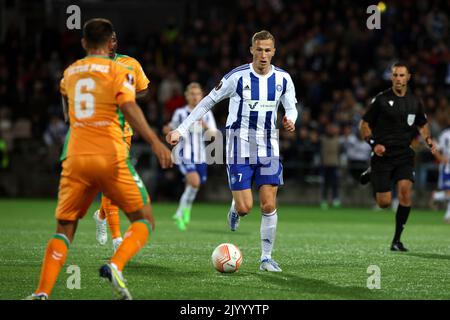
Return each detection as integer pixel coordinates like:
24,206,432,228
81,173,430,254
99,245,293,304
370,149,415,193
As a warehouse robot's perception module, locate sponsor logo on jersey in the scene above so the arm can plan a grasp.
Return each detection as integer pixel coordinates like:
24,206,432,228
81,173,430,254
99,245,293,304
244,99,277,111
248,102,258,110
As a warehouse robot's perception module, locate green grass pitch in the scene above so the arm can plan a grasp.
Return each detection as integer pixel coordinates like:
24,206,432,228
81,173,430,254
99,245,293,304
0,199,449,300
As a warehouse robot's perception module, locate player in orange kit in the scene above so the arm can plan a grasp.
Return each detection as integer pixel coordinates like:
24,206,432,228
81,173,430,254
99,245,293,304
93,31,151,253
27,18,172,300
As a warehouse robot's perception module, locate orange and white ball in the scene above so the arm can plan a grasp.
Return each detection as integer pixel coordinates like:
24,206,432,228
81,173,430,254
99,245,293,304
211,243,243,273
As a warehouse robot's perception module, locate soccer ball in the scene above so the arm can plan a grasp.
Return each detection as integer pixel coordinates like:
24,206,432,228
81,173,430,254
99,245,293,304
211,243,243,273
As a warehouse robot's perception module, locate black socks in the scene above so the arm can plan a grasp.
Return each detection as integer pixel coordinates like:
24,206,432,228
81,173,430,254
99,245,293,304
393,205,411,243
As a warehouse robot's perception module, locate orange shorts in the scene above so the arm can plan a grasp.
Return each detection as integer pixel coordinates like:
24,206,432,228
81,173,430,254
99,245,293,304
99,135,133,211
55,154,149,221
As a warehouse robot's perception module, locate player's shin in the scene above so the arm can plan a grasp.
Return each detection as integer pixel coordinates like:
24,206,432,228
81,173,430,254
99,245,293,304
35,234,70,297
105,210,121,239
177,186,199,215
393,205,411,243
100,197,122,238
110,219,151,271
260,210,278,260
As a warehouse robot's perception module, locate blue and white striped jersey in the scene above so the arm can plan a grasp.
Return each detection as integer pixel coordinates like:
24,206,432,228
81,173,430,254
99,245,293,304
438,128,450,159
170,105,217,164
438,128,450,189
208,63,298,160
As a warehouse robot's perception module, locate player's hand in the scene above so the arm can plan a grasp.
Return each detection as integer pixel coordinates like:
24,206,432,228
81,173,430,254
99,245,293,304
152,141,173,169
426,138,438,155
374,144,386,157
283,116,295,132
166,130,181,146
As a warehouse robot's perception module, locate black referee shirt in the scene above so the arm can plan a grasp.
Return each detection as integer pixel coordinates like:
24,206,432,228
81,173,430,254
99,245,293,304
362,88,427,155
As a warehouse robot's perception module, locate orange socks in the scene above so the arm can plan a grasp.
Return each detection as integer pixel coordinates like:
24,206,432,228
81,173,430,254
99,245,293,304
35,234,70,297
111,220,151,271
100,195,122,239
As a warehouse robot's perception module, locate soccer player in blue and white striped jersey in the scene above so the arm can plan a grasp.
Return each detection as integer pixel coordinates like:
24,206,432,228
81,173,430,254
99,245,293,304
430,125,450,222
168,82,217,230
167,30,299,272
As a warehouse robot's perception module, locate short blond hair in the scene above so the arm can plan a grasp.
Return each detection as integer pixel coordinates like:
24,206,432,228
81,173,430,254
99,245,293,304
251,30,275,46
185,82,202,94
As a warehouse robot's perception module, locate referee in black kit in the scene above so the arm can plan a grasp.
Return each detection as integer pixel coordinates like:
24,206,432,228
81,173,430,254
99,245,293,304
359,62,438,251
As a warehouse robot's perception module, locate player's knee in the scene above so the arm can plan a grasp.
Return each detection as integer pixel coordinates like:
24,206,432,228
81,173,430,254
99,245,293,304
187,175,201,188
398,191,411,206
235,202,252,215
260,202,276,214
56,220,77,243
377,200,391,209
189,180,201,189
128,204,155,230
143,213,155,231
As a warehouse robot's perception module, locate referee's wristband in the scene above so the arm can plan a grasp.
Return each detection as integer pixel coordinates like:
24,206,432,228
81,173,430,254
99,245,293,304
365,136,377,149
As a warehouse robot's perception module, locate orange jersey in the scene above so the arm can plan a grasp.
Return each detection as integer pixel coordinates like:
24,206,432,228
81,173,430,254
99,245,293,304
60,55,136,161
114,53,150,138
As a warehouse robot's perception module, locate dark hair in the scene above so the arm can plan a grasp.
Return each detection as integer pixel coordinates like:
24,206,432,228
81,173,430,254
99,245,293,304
83,18,114,48
391,61,410,73
251,30,275,46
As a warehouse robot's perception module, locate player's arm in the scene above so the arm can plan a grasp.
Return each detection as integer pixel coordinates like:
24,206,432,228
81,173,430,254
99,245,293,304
60,77,69,123
360,95,385,156
359,119,385,156
134,60,150,104
166,96,216,145
115,66,172,168
417,123,438,155
166,77,233,145
136,88,149,104
120,101,172,168
280,75,298,132
359,120,373,141
415,100,437,155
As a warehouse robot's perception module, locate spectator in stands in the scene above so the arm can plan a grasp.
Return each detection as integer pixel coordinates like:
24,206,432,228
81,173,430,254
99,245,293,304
340,123,371,183
319,122,341,209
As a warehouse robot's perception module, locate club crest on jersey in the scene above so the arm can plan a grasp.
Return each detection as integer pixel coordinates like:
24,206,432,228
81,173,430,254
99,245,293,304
276,84,283,92
126,73,134,85
215,81,223,91
248,101,258,110
388,100,394,106
407,114,416,126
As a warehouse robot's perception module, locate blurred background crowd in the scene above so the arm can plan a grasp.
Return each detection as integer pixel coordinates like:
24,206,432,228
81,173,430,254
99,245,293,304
0,0,449,204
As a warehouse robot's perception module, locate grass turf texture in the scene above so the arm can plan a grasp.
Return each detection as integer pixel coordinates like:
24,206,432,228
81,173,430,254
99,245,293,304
0,199,449,300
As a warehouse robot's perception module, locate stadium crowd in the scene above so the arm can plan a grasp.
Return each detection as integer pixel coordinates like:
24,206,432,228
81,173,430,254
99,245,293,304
0,0,449,198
